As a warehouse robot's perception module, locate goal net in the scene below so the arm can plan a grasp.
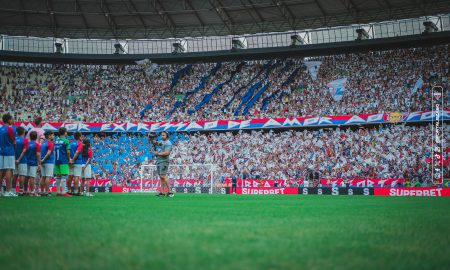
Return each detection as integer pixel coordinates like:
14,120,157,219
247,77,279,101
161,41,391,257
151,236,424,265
138,164,222,194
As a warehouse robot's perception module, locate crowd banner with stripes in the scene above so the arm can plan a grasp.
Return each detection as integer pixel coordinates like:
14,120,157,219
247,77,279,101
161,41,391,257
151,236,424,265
2,110,449,133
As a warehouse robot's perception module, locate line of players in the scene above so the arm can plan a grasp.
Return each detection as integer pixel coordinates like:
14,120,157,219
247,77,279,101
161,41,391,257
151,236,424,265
0,113,94,197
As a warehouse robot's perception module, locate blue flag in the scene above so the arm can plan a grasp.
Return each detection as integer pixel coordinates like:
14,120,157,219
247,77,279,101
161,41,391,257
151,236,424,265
139,104,153,120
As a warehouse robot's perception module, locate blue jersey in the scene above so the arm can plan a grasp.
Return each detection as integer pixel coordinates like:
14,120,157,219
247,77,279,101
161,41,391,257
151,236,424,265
70,140,83,165
54,137,70,165
0,126,15,156
41,140,55,164
15,136,29,164
27,141,41,166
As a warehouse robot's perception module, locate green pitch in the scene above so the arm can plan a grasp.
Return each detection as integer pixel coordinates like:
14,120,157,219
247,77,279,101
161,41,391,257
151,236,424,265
0,194,449,270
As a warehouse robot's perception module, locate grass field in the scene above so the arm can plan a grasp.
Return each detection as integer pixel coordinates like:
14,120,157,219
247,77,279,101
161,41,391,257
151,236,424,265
0,194,449,270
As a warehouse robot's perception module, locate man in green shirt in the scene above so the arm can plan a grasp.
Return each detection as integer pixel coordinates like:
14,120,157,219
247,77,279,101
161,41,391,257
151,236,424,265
54,127,71,196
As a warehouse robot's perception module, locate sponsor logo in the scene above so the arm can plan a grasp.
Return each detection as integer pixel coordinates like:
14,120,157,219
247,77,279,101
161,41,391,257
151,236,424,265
242,188,286,195
301,187,372,195
374,188,450,196
388,111,402,123
389,188,442,196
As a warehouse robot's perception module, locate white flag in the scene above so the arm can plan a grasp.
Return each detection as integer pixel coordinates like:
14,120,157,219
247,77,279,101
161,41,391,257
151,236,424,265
304,61,322,81
135,59,150,65
412,77,423,93
327,78,347,101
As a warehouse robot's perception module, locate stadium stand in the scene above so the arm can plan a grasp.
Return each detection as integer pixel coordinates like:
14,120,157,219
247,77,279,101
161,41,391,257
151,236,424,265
0,3,449,190
1,44,449,187
1,45,448,123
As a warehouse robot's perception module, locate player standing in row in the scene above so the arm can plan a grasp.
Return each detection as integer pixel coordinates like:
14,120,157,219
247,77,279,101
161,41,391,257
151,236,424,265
68,132,83,196
0,113,16,197
26,131,41,196
40,131,55,196
26,117,45,144
54,127,72,196
13,127,29,195
81,139,93,196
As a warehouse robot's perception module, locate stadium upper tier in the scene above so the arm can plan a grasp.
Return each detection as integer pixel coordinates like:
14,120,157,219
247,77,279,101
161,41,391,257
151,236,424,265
0,45,448,123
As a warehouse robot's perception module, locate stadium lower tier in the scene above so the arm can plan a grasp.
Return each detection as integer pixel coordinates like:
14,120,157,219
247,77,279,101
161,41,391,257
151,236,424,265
3,123,449,184
88,123,448,184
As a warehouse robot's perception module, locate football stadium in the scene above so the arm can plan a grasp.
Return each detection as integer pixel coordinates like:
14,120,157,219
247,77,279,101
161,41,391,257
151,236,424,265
0,0,449,269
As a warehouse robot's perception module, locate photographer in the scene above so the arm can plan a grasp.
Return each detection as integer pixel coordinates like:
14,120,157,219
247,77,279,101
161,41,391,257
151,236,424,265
150,131,174,197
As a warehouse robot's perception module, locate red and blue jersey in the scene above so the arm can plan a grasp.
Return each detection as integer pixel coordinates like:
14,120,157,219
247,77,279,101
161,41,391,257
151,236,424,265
70,140,83,165
82,149,93,165
41,140,55,164
0,126,15,156
27,142,41,166
15,136,29,164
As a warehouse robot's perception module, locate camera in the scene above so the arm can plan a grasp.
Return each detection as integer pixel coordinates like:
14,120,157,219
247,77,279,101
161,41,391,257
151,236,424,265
147,132,160,147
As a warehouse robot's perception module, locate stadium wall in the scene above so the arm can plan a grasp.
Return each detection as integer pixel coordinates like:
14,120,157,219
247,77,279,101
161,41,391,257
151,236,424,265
106,186,450,197
1,32,449,65
19,178,449,196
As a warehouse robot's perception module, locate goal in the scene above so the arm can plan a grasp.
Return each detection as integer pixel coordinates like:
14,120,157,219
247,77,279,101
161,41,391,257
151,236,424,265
139,164,222,194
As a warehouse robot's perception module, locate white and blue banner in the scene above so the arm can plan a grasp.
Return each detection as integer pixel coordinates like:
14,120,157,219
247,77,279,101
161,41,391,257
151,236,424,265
327,78,347,101
304,61,322,81
2,110,448,133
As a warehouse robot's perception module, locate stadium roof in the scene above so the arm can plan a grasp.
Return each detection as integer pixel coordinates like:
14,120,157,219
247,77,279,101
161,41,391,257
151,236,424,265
0,0,449,40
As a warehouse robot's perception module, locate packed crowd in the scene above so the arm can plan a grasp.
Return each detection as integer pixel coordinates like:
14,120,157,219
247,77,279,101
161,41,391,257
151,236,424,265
281,46,449,117
85,123,450,186
1,45,448,123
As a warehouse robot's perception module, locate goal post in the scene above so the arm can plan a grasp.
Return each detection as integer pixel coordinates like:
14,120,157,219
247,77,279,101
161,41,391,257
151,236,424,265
139,163,222,194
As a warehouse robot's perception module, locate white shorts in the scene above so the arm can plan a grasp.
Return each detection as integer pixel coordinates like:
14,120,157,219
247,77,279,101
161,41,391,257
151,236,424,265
81,164,92,179
69,164,83,177
13,163,28,176
27,166,38,178
41,164,55,177
0,155,15,170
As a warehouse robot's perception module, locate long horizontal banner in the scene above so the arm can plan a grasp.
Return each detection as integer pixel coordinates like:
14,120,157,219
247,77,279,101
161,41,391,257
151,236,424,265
112,186,210,193
108,186,450,196
227,187,450,196
229,178,405,188
229,187,371,195
3,110,449,133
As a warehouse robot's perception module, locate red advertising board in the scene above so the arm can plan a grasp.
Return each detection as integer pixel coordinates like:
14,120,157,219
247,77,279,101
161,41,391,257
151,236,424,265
235,187,299,195
374,188,450,196
112,186,126,193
